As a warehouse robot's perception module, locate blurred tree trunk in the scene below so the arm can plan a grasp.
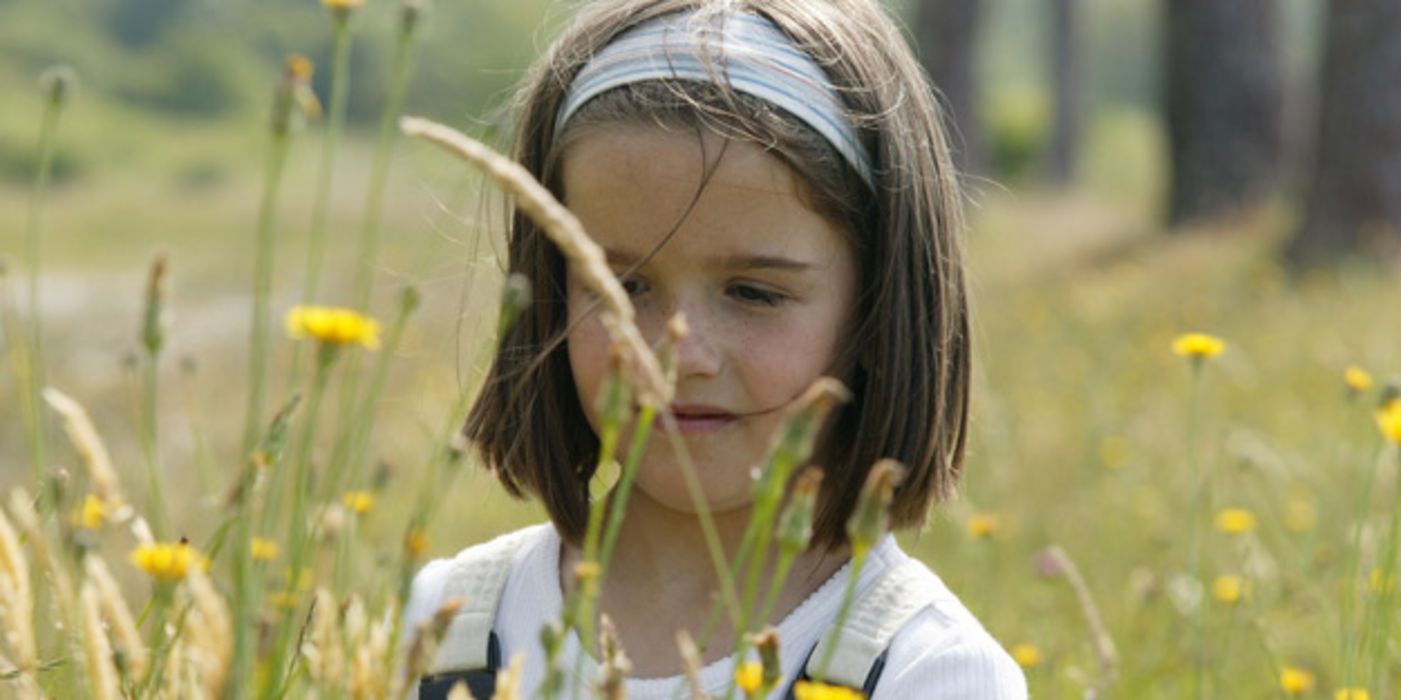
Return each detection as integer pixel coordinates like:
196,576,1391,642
1285,0,1401,265
916,0,985,174
1163,0,1284,226
1046,0,1084,186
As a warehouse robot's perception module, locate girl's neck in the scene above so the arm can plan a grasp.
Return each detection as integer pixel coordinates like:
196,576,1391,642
561,488,850,675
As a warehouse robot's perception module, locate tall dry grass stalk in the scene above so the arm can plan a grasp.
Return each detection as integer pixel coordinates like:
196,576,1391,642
8,488,79,675
83,555,149,682
184,567,233,697
0,509,40,699
399,116,669,405
43,387,123,505
396,596,465,698
79,583,122,700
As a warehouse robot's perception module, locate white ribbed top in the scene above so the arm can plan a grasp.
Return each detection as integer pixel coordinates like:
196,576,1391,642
405,524,1025,699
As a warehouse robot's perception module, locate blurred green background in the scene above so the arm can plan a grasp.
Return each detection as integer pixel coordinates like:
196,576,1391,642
1,1,1399,696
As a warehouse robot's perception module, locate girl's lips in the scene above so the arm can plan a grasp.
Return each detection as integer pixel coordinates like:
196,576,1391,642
669,404,738,434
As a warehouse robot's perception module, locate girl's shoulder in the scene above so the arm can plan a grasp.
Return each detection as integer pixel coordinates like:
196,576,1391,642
866,543,1027,699
402,523,556,633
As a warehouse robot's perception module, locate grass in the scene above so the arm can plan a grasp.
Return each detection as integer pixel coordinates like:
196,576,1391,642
2,35,1401,698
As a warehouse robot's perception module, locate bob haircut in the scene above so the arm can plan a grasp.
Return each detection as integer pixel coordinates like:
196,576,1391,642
464,0,970,551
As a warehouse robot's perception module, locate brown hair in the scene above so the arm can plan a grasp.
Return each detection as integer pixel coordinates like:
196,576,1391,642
463,0,970,550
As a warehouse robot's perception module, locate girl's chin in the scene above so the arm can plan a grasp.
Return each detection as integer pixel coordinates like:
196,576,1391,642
627,478,754,518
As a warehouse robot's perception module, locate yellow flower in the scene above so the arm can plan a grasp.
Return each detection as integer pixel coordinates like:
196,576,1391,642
1279,666,1315,694
1284,492,1317,534
966,512,1002,540
268,591,300,610
322,0,365,8
285,306,381,349
1345,366,1374,393
76,494,106,531
343,490,375,515
734,662,763,694
792,680,865,700
1010,643,1042,668
1214,508,1257,535
130,542,208,583
1376,400,1401,444
1335,688,1370,700
286,54,314,82
251,538,279,562
1172,332,1225,359
405,528,428,558
1098,435,1132,470
1368,568,1396,595
1212,575,1248,604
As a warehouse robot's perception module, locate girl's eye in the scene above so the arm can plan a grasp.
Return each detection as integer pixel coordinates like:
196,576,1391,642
728,283,786,307
620,276,648,297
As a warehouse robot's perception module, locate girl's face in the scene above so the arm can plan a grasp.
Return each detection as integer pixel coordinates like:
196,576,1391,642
562,125,858,516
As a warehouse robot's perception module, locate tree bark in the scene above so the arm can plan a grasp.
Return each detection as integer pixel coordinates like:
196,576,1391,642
1046,0,1084,186
1285,0,1401,265
1163,0,1284,226
916,0,985,174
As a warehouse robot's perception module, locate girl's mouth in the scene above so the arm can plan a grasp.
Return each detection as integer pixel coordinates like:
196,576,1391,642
668,404,739,434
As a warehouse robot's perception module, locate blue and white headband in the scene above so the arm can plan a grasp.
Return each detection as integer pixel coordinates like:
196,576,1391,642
555,9,876,188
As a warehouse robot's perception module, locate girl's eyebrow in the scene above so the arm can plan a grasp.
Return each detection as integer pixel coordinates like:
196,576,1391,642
716,254,815,272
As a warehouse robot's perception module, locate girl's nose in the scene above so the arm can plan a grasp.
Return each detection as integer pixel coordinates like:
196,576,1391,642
669,310,722,379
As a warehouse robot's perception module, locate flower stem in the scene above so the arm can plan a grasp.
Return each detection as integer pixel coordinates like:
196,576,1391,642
350,15,419,313
812,548,868,681
1367,444,1401,695
1341,432,1384,688
20,70,69,489
290,16,353,384
262,348,335,699
241,128,293,459
1184,364,1208,699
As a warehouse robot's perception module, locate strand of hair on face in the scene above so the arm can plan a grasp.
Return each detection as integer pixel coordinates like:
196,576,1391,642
399,116,671,406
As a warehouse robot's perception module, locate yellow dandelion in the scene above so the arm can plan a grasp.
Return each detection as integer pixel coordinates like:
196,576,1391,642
1335,688,1370,700
734,661,763,694
285,306,381,350
1284,492,1317,534
405,528,428,558
1345,366,1374,393
343,490,375,515
1376,400,1401,444
323,0,365,9
268,591,300,610
1172,332,1225,359
1368,568,1396,595
1214,508,1257,535
1212,575,1248,604
966,512,1002,540
250,538,279,562
1279,666,1315,694
792,680,865,700
1098,435,1132,470
129,542,208,583
76,494,106,531
1010,643,1042,669
286,54,313,82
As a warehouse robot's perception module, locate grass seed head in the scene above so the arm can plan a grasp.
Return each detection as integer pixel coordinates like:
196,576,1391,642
79,583,122,700
83,555,148,682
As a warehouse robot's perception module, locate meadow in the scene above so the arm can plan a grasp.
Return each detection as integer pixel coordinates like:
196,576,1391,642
2,6,1400,700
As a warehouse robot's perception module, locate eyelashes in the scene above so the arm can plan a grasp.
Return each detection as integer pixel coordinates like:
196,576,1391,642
617,275,791,309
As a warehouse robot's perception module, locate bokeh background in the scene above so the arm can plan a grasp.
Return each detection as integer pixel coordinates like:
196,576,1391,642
1,0,1399,697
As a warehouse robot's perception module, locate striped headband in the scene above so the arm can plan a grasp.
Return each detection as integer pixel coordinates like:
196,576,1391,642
555,9,876,188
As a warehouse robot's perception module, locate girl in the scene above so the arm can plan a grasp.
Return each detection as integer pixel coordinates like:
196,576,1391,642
406,0,1025,697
